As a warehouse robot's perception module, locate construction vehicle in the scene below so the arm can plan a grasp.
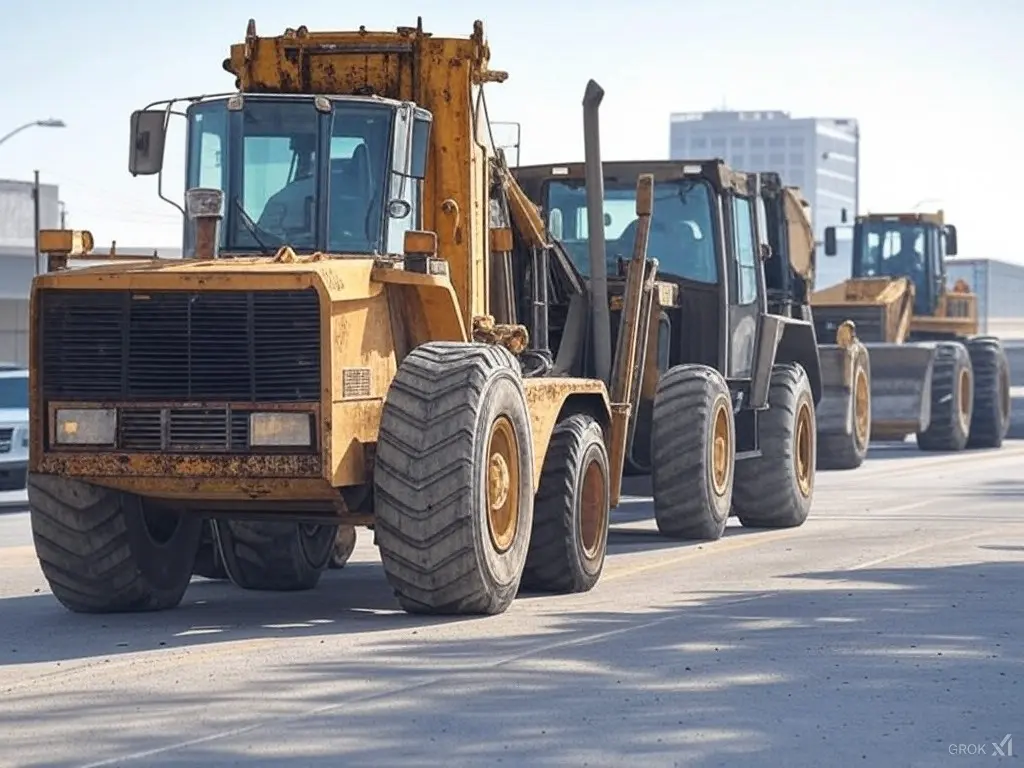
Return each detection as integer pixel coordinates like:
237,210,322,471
811,211,1011,450
758,173,872,469
26,18,682,618
513,158,821,540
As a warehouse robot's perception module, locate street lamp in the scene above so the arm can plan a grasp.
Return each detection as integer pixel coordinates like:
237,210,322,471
0,118,66,147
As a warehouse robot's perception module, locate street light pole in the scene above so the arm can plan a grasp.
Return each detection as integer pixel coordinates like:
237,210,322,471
0,119,66,147
33,170,41,275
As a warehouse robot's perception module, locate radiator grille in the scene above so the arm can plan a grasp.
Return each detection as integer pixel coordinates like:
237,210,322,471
39,288,321,402
0,427,12,454
813,305,887,344
119,407,252,453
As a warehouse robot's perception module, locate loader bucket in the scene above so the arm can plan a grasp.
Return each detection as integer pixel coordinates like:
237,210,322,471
815,343,863,441
862,342,937,440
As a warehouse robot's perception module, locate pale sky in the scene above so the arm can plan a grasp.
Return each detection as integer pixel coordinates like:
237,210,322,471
1,0,1021,261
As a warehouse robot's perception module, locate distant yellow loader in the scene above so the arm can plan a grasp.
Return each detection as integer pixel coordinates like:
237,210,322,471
811,211,1011,451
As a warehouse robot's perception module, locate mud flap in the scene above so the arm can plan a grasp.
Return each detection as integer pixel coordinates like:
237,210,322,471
816,343,859,439
862,342,937,438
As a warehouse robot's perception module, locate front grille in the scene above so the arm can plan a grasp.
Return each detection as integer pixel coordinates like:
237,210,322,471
120,407,251,452
0,427,12,454
813,305,886,344
39,289,321,402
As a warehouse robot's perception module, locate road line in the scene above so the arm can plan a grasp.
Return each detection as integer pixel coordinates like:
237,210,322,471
847,527,1000,571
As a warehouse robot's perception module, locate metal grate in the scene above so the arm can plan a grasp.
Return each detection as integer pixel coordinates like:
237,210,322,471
0,427,12,454
813,305,886,344
39,288,321,403
119,407,251,453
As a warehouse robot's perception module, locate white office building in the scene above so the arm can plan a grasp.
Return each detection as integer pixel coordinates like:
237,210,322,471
668,110,859,288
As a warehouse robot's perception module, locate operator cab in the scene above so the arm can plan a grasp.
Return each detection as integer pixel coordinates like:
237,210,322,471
515,159,772,382
129,93,432,258
824,213,958,316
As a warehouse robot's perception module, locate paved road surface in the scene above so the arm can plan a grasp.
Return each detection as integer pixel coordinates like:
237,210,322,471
1,440,1022,768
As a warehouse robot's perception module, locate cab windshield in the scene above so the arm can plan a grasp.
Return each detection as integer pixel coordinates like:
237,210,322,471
185,96,394,254
545,178,718,283
853,221,936,313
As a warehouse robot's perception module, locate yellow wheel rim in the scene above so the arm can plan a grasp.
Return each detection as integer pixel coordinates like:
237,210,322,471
853,365,870,447
795,401,814,498
579,457,607,560
711,401,731,497
957,368,971,431
486,415,520,553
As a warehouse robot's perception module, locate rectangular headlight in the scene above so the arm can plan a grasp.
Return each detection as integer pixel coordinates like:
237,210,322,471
54,408,117,446
249,412,312,447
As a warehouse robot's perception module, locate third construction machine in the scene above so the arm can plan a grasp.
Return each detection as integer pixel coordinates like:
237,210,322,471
758,173,872,469
515,158,823,540
811,211,1011,451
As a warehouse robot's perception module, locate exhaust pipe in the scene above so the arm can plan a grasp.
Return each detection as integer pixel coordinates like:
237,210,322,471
583,79,612,384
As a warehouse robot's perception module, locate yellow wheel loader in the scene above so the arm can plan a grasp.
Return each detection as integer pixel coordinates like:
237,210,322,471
27,18,673,617
811,212,1011,451
513,158,822,541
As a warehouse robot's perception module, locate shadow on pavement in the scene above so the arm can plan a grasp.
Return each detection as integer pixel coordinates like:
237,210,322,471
7,557,1016,768
1,506,767,667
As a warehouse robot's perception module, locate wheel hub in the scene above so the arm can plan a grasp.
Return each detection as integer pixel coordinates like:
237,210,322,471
579,458,607,560
710,401,731,497
854,366,870,447
957,368,972,432
795,402,813,498
486,416,520,553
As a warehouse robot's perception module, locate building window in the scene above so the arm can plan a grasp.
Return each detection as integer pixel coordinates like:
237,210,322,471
711,137,726,148
769,136,785,147
789,152,804,166
730,136,745,148
751,153,765,167
769,152,785,166
732,153,745,167
750,137,765,148
692,137,707,148
789,136,804,147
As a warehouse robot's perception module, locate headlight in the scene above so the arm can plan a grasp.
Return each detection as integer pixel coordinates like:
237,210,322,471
54,408,117,446
249,412,312,447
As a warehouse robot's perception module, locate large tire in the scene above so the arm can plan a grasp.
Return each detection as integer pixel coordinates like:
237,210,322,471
651,364,735,541
373,342,535,615
917,342,972,452
817,345,871,470
966,336,1011,448
28,474,202,613
193,520,228,580
329,525,358,569
521,413,610,594
733,364,816,529
213,520,337,591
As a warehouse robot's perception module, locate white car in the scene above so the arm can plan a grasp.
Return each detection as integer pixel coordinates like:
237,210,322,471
0,367,28,492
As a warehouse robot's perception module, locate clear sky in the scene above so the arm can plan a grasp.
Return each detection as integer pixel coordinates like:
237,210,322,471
1,0,1021,261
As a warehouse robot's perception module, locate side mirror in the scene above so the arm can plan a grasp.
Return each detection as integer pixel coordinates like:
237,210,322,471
944,224,958,256
129,109,168,176
824,226,838,256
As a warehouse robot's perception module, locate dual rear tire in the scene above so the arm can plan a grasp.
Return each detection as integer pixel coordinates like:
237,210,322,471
372,342,611,616
651,362,815,542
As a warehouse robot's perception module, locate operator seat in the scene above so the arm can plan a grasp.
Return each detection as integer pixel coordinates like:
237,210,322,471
329,144,374,248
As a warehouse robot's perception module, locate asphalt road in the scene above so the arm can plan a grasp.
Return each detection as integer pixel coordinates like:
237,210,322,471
1,438,1022,768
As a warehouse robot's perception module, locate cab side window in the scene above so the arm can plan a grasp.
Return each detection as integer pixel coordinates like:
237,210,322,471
731,196,758,305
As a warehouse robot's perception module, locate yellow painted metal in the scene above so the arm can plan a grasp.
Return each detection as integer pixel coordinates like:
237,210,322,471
485,415,520,553
30,18,639,526
710,401,731,498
